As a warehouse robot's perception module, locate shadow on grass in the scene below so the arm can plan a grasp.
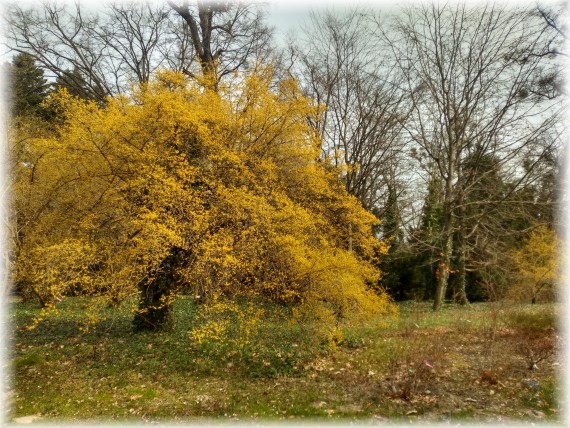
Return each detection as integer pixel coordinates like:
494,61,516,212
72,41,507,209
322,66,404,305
11,296,321,380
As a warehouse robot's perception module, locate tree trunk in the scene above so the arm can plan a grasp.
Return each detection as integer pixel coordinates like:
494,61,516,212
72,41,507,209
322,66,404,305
455,241,469,305
167,1,219,91
433,153,456,311
133,247,184,332
454,214,469,305
433,232,453,311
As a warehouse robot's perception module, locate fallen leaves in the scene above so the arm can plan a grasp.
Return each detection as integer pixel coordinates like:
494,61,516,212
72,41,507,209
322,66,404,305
480,370,498,385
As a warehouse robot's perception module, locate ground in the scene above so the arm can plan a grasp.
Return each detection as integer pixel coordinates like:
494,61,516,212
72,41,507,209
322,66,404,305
7,298,563,424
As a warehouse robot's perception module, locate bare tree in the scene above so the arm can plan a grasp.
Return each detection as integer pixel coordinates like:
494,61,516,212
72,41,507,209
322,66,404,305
167,0,272,89
384,3,564,310
98,2,172,87
295,9,412,214
537,2,566,49
5,1,182,103
531,2,567,100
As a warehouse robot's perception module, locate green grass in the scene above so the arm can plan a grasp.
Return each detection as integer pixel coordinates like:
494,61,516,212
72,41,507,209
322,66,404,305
9,298,563,423
503,304,558,331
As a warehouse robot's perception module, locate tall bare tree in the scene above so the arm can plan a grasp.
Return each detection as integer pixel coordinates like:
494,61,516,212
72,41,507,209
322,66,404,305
6,1,179,103
167,0,271,89
384,3,564,309
295,9,411,214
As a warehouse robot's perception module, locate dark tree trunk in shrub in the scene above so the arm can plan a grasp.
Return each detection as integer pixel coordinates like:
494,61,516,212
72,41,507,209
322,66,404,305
133,247,185,332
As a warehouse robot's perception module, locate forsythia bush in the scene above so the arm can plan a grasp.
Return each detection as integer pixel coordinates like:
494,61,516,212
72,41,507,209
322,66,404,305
508,225,561,303
12,67,395,328
17,238,98,306
190,300,264,350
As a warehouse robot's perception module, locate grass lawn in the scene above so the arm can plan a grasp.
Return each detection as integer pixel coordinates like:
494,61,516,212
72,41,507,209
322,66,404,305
7,297,564,424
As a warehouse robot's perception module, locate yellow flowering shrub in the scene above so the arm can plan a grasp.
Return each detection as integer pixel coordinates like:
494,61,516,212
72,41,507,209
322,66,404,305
17,238,99,306
508,225,561,303
12,67,395,331
190,300,265,350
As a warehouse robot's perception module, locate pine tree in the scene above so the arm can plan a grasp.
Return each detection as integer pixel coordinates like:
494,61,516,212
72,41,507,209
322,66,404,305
54,67,96,101
10,53,50,118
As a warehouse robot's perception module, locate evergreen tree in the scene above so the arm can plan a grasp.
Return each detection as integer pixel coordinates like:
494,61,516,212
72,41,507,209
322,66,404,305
380,176,443,301
10,52,50,119
415,176,444,301
382,185,403,245
54,67,97,101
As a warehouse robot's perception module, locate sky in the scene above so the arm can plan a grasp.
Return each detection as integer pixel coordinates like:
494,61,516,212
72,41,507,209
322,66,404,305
265,1,310,41
265,0,399,45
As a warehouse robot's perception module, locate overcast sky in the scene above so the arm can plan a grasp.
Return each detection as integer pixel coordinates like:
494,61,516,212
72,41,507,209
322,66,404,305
265,0,396,45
